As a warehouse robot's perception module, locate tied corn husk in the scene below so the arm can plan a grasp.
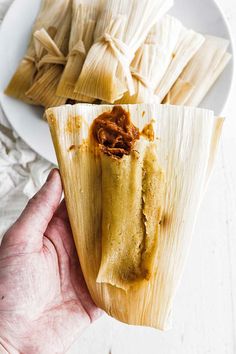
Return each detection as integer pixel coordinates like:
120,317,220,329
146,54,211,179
155,28,205,102
25,1,72,108
56,0,100,101
163,35,231,106
5,0,71,104
116,16,183,104
46,103,223,329
74,0,174,103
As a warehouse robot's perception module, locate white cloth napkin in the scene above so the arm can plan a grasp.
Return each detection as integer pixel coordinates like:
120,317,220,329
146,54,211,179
0,1,53,238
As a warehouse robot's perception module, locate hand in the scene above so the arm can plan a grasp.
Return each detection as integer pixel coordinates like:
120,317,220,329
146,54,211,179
0,169,102,354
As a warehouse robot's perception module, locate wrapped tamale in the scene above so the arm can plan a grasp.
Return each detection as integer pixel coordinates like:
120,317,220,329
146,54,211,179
163,35,231,106
46,103,223,330
56,0,100,102
74,0,174,103
5,0,71,104
155,28,205,102
117,15,200,104
25,1,72,108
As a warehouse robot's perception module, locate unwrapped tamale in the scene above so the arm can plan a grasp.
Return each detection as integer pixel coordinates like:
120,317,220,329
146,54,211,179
46,103,223,330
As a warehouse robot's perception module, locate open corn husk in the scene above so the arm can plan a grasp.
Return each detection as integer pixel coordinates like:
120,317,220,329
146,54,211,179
25,1,72,108
163,35,231,106
155,28,205,102
56,0,100,101
116,16,183,104
73,0,173,103
46,103,223,330
5,0,71,104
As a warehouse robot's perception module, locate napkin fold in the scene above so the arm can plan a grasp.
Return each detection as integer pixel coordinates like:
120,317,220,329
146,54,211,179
0,110,53,236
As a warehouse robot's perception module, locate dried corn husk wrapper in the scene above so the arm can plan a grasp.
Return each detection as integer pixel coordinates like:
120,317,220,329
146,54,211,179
155,28,205,102
5,0,71,104
46,103,223,330
57,0,100,101
25,1,72,108
74,0,174,103
116,16,185,104
163,35,231,106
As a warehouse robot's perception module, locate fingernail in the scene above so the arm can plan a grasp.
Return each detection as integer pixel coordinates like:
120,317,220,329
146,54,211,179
46,169,56,182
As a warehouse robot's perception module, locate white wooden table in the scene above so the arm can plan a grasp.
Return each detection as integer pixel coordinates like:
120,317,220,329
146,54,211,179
0,0,235,353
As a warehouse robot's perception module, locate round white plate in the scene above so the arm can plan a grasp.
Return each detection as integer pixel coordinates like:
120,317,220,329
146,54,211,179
0,0,234,164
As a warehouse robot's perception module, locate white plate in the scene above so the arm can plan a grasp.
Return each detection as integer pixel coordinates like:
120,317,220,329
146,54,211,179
0,0,234,164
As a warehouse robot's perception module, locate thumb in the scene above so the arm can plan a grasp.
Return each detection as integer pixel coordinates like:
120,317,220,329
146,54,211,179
3,169,62,250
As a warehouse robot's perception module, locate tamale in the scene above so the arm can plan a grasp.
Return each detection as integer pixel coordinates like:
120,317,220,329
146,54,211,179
56,0,100,101
163,35,231,106
25,2,72,108
116,16,183,104
155,28,205,102
46,103,224,330
74,0,174,103
5,0,71,104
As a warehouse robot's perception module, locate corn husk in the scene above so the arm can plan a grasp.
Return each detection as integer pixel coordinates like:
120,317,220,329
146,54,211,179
116,16,183,104
25,1,72,108
56,0,100,101
46,103,223,330
74,0,174,103
155,28,205,102
205,117,224,188
5,0,71,104
163,35,231,106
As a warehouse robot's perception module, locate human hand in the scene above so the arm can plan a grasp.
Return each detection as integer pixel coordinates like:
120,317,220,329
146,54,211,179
0,169,102,354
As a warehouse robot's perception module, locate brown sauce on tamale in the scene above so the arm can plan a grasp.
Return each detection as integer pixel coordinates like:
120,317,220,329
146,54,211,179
91,106,140,158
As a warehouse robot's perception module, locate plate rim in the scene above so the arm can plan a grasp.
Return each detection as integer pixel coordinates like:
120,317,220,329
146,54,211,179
210,0,235,114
